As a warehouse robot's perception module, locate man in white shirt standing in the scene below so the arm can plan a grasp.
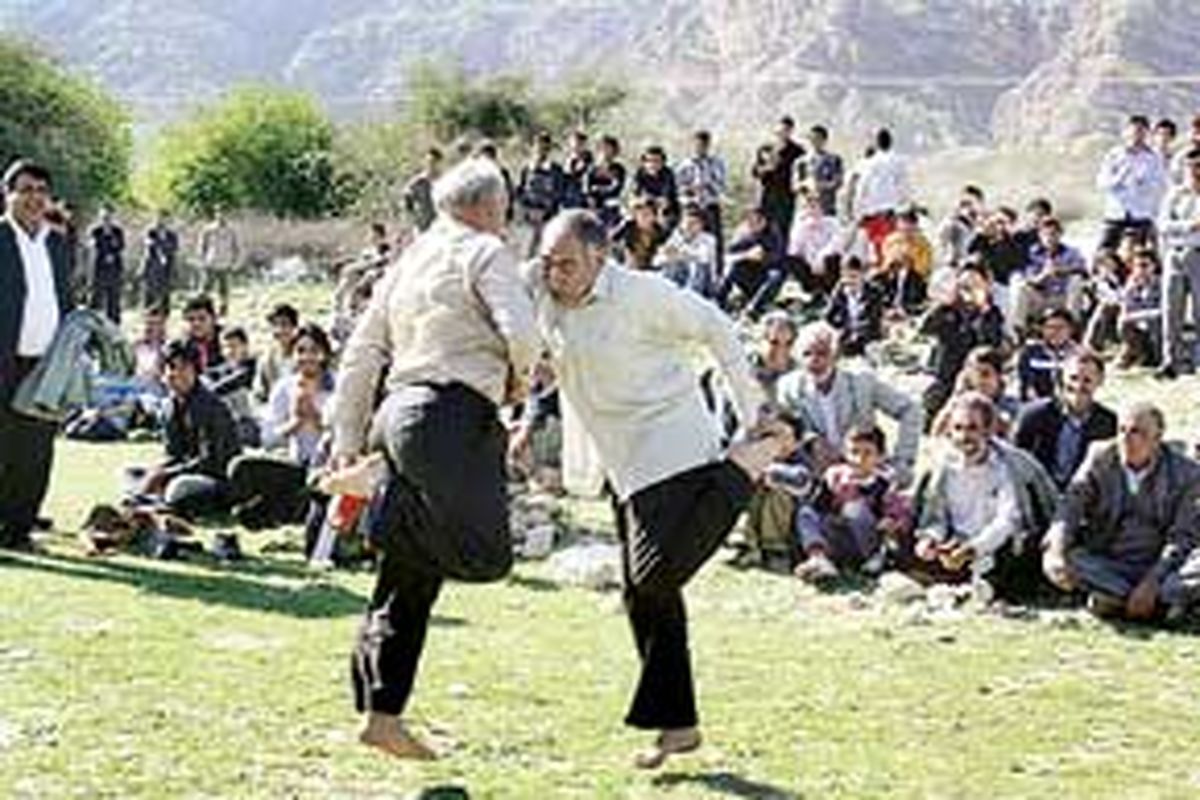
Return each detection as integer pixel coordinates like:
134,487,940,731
527,210,790,770
0,160,71,551
852,128,911,263
1095,114,1167,251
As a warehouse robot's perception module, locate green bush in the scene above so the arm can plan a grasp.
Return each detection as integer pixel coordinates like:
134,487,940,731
144,85,352,218
0,36,131,212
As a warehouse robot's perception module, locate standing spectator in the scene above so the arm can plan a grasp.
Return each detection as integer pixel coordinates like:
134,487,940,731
632,146,679,230
752,117,805,240
675,130,728,264
1014,349,1117,490
654,204,717,296
853,128,911,262
403,148,443,234
1043,403,1200,622
611,196,668,271
516,131,567,257
254,303,299,403
181,294,223,372
1153,118,1178,169
476,140,516,222
0,160,71,551
197,209,240,316
1156,147,1200,379
89,204,125,324
715,207,786,321
1016,308,1079,402
919,264,1005,428
135,339,241,520
1095,114,1166,250
1011,216,1089,336
584,134,627,230
1168,114,1200,185
562,130,593,210
803,124,844,218
142,209,179,313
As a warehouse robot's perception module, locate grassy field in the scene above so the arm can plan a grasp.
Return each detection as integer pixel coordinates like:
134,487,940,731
4,279,1200,798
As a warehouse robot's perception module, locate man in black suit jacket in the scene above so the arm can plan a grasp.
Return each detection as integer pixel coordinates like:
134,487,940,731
1014,350,1118,489
0,159,72,550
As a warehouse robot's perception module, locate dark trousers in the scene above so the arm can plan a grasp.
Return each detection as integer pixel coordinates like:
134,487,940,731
144,265,173,312
613,461,753,729
91,270,122,325
163,474,231,520
228,455,308,530
0,357,56,545
786,253,841,299
1099,217,1155,251
352,382,511,716
716,261,786,319
701,204,725,277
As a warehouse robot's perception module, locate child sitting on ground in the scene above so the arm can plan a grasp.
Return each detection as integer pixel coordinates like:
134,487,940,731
792,425,910,584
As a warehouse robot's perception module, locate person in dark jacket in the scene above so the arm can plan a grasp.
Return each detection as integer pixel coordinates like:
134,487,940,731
1013,349,1117,489
1016,307,1079,402
0,160,72,551
516,131,567,256
715,207,786,320
89,204,125,324
143,209,179,312
824,256,884,357
584,135,627,230
919,263,1005,429
136,339,241,519
632,145,679,230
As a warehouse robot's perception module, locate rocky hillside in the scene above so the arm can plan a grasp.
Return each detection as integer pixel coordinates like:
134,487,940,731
4,0,1197,147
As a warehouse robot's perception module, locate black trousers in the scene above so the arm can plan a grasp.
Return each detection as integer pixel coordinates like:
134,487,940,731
352,382,511,716
1099,217,1155,251
0,357,56,545
613,461,754,730
228,455,309,529
91,270,123,325
144,265,173,313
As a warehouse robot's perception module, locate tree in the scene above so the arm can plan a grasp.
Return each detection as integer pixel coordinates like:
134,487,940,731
144,85,351,217
0,36,131,212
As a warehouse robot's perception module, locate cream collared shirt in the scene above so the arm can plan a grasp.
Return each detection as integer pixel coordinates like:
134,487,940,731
10,215,59,357
528,262,763,501
332,217,538,456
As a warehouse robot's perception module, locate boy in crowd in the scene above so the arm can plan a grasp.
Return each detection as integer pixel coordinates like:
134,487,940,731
824,256,884,357
1016,307,1079,401
206,327,260,447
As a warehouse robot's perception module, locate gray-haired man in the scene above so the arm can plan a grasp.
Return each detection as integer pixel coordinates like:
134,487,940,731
331,156,539,759
526,209,790,769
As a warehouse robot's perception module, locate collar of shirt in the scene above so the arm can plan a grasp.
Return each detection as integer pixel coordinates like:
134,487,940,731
6,213,48,247
580,263,616,306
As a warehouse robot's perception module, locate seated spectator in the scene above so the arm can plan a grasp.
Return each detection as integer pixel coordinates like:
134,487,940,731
918,264,1005,429
229,323,335,532
880,206,933,282
181,294,223,372
967,210,1026,321
1042,403,1200,622
793,425,909,583
1085,246,1161,368
716,206,786,321
935,185,984,269
631,145,680,230
786,187,844,302
776,321,921,485
254,303,299,403
1014,349,1117,490
1010,197,1053,265
824,256,884,357
752,311,799,404
206,327,260,447
583,134,626,230
1016,308,1079,402
910,392,1058,599
134,340,241,519
610,196,667,270
132,306,168,395
1011,217,1088,337
654,203,718,296
869,230,928,322
934,346,1020,437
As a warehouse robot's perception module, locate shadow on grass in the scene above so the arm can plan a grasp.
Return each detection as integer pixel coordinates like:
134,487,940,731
506,572,561,593
653,771,800,799
0,551,398,621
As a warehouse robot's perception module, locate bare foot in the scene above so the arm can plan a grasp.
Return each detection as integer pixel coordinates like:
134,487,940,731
633,726,702,770
359,714,439,761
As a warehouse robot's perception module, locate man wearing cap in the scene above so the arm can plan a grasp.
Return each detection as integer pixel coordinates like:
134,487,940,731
0,160,71,551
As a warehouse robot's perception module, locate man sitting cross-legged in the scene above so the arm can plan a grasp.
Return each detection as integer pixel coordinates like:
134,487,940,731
1042,402,1200,623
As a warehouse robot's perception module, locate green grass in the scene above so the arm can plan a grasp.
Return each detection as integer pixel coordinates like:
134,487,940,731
4,284,1200,798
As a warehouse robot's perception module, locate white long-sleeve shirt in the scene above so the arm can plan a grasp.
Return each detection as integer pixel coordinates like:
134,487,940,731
1095,144,1167,222
527,263,763,500
942,449,1022,562
852,150,911,219
1159,182,1200,251
10,215,59,358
